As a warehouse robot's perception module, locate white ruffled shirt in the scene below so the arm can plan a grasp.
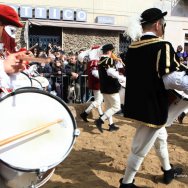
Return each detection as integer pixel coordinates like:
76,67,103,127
0,59,11,89
0,60,24,98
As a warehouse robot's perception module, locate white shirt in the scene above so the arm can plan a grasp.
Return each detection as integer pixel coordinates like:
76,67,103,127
0,59,11,89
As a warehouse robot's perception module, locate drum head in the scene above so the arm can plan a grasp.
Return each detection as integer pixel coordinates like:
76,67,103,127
31,78,43,89
34,76,49,88
9,72,32,89
0,89,77,171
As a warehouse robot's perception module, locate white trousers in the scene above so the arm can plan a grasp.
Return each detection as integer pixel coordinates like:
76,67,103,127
92,90,103,109
85,90,103,115
101,93,121,122
122,125,171,184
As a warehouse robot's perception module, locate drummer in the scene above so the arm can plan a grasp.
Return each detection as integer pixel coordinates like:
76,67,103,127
0,4,29,96
119,8,188,187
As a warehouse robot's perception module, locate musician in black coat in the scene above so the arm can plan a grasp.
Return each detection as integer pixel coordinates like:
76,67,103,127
119,8,187,188
94,44,126,133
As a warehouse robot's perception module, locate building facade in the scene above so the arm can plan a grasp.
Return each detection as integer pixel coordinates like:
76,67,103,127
1,0,188,53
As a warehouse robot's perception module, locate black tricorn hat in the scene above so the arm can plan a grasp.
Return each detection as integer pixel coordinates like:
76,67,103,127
140,8,167,24
101,44,114,52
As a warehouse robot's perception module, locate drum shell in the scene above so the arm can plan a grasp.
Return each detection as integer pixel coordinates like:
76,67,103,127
9,72,32,89
166,90,188,127
0,89,79,187
0,161,55,188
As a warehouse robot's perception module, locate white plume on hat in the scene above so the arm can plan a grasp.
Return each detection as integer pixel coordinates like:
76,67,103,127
124,14,143,41
77,49,90,62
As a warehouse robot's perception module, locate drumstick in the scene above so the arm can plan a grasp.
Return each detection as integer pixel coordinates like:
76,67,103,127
28,43,38,51
21,56,52,64
0,119,63,147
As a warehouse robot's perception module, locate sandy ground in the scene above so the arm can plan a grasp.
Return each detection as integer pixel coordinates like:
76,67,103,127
42,103,188,188
0,103,188,188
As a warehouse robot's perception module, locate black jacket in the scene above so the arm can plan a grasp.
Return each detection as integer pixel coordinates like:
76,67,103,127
98,56,121,94
124,35,180,128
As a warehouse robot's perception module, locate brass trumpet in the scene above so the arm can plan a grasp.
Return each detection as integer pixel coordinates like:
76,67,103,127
111,53,125,66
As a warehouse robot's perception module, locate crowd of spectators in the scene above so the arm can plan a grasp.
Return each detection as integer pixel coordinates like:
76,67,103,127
176,45,188,66
29,43,90,103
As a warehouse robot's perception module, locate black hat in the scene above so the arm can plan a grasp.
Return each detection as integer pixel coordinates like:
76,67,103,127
101,44,114,52
141,8,167,24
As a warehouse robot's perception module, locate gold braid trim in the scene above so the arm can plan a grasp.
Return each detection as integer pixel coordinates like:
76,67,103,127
165,43,170,74
124,117,166,128
98,57,109,65
129,38,164,48
156,49,161,77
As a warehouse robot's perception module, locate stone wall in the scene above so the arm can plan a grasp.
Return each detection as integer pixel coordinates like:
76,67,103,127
63,28,120,53
15,26,121,53
15,26,27,49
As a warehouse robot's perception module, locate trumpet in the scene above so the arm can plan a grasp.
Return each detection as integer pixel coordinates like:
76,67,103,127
111,53,125,66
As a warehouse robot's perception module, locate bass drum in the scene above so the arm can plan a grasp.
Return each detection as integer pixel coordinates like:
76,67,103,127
34,76,49,88
0,88,80,188
9,72,32,89
31,77,43,89
166,89,188,127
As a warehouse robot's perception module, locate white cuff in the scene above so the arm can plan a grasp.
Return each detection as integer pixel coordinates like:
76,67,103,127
0,60,11,88
162,71,188,94
91,69,99,78
107,67,120,79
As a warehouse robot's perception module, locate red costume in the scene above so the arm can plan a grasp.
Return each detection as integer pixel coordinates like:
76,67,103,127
87,60,100,90
87,45,101,90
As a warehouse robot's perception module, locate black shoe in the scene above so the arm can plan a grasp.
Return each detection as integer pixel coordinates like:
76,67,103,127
178,112,186,124
94,118,104,133
119,178,139,188
80,111,89,122
161,165,183,184
109,123,119,131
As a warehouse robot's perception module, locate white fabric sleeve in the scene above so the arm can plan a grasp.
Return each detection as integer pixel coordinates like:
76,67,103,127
91,69,99,78
162,71,188,94
107,67,120,79
0,60,11,88
107,67,126,82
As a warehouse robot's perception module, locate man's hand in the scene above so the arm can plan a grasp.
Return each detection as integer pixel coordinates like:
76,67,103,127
3,52,28,74
71,72,78,79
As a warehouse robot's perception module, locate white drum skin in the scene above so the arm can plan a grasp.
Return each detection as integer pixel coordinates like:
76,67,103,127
166,90,188,127
0,89,79,188
9,72,32,89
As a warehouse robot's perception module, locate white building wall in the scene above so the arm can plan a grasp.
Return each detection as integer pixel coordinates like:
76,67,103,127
1,0,188,50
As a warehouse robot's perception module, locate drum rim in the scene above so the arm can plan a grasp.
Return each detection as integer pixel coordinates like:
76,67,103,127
31,78,43,88
0,88,78,172
33,76,50,87
16,71,32,86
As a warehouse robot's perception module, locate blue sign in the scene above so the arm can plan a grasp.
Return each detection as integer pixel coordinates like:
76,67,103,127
76,10,87,22
49,8,61,20
62,9,74,21
20,6,33,18
96,16,115,24
35,7,47,19
7,4,89,23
